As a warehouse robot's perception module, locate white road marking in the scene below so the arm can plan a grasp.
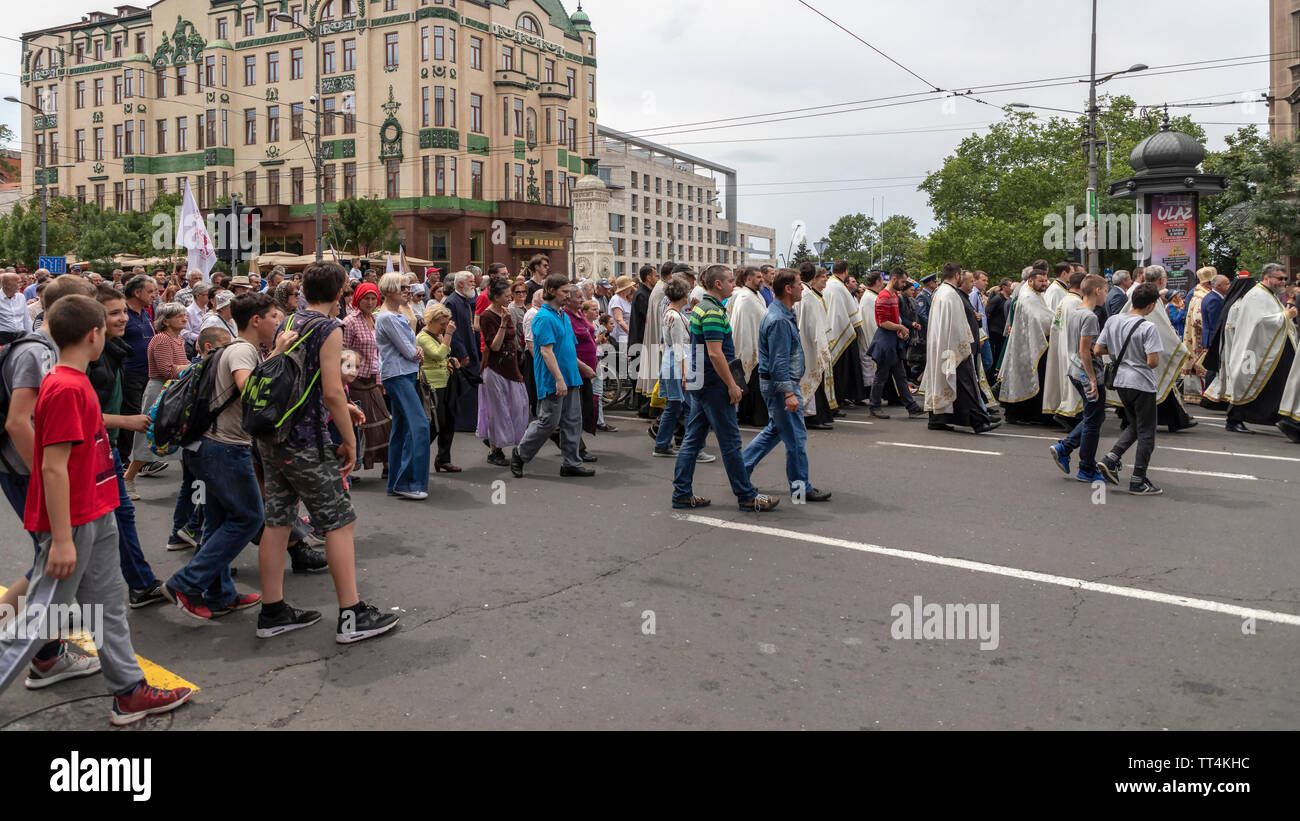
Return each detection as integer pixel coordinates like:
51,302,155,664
985,431,1058,442
1160,445,1300,463
880,441,1002,456
674,514,1300,627
1146,466,1258,481
833,418,874,426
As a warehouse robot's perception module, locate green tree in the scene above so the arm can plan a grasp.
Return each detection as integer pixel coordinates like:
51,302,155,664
1201,127,1300,272
878,214,919,270
790,238,813,265
920,96,1204,275
819,212,877,274
329,197,394,258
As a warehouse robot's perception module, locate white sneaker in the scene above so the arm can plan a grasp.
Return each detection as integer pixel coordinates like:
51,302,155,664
139,461,169,477
696,452,717,463
26,642,102,689
396,490,428,500
124,479,141,501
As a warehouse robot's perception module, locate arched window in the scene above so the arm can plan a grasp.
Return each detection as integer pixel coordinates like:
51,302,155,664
321,1,334,20
518,15,540,35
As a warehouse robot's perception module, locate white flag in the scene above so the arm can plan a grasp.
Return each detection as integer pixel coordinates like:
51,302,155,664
385,252,395,275
175,180,217,283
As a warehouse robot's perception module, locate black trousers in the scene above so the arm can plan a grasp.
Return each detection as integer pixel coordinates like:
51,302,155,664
117,369,149,457
870,347,918,411
431,385,457,464
1110,387,1157,479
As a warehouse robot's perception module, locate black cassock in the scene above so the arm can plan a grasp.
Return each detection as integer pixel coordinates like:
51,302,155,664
446,291,481,432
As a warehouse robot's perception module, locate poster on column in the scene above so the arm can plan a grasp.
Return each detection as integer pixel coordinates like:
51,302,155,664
1149,193,1197,291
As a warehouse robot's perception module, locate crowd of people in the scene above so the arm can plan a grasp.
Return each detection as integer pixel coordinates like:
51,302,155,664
0,250,1295,725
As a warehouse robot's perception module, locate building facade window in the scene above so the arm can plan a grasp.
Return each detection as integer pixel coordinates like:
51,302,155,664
267,51,279,83
290,48,303,80
244,55,256,86
343,39,356,71
385,33,399,68
469,37,482,70
244,109,256,144
291,167,304,204
386,160,400,198
344,162,356,199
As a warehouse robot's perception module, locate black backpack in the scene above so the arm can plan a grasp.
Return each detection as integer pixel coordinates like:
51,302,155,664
240,314,332,451
147,343,237,453
0,333,58,472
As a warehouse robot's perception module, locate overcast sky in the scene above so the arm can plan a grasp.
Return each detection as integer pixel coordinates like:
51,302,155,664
2,1,1270,260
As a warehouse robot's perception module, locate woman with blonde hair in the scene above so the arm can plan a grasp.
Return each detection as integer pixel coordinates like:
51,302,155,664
417,301,460,471
376,272,430,499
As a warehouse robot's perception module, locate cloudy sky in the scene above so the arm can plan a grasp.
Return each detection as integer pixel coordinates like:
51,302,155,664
2,1,1271,259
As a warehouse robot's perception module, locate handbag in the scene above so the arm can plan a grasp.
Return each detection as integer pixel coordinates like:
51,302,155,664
416,366,438,426
1103,319,1142,391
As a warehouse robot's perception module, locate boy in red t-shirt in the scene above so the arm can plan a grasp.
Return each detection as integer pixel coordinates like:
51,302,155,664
0,295,192,725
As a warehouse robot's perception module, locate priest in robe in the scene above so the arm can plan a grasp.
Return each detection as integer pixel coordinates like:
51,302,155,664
825,260,870,407
728,267,769,428
996,268,1054,424
858,271,883,394
921,263,998,433
795,263,837,430
446,270,482,432
1042,270,1086,426
1181,266,1216,404
1203,264,1298,437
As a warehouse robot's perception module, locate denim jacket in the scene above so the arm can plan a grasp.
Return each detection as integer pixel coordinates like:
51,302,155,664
757,299,804,395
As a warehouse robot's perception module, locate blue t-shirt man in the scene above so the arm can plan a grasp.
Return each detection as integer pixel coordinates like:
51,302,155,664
531,302,581,399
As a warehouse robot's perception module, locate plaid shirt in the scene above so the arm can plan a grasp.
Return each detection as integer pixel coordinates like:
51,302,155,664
342,309,381,384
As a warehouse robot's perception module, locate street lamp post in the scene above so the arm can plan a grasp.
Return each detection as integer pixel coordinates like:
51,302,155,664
274,13,324,262
6,96,76,258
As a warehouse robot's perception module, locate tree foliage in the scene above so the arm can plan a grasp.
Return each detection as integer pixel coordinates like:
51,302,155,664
917,95,1204,277
790,238,813,265
329,197,396,258
819,213,877,274
1201,126,1300,273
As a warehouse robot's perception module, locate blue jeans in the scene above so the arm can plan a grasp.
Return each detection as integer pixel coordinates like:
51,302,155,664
385,372,431,494
655,395,689,451
1060,374,1106,473
168,441,263,609
0,470,40,578
111,448,155,591
169,448,204,538
742,382,810,493
673,384,757,503
980,339,994,373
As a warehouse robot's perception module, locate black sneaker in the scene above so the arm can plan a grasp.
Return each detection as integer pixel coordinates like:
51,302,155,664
289,543,329,574
128,580,166,609
1128,477,1164,496
256,603,323,639
1097,456,1122,485
336,602,400,645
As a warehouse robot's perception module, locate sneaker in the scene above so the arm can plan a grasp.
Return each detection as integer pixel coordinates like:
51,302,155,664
139,461,169,477
165,538,195,551
396,490,429,500
1075,468,1106,483
1097,456,1122,485
173,525,200,548
110,682,193,726
651,446,677,457
128,580,167,609
25,642,101,689
289,543,329,574
738,494,780,512
299,516,325,547
1048,443,1070,474
336,602,400,645
907,408,927,419
221,592,262,612
256,602,323,639
696,452,717,463
124,479,140,501
671,495,711,509
1128,477,1164,496
166,585,221,620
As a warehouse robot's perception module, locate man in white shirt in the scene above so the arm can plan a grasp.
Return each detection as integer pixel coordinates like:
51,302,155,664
182,282,212,357
0,272,33,345
348,259,363,281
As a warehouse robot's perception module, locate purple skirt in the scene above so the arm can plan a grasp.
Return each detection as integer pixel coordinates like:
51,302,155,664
476,368,530,447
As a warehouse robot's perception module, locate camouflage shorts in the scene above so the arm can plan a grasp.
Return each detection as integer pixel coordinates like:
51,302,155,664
257,438,357,533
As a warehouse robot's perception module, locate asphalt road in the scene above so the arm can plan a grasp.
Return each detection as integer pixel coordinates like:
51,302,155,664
1,401,1297,730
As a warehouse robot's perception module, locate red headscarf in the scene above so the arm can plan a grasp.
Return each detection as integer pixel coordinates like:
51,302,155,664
351,281,380,310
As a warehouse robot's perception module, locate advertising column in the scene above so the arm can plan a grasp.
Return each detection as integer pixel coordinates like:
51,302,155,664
1147,192,1198,292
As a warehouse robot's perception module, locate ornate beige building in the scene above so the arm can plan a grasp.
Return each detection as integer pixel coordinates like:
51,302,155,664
18,0,598,271
1270,0,1300,142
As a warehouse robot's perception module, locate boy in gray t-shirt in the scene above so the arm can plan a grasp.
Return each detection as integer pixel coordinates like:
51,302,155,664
1094,283,1165,495
1050,274,1109,482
